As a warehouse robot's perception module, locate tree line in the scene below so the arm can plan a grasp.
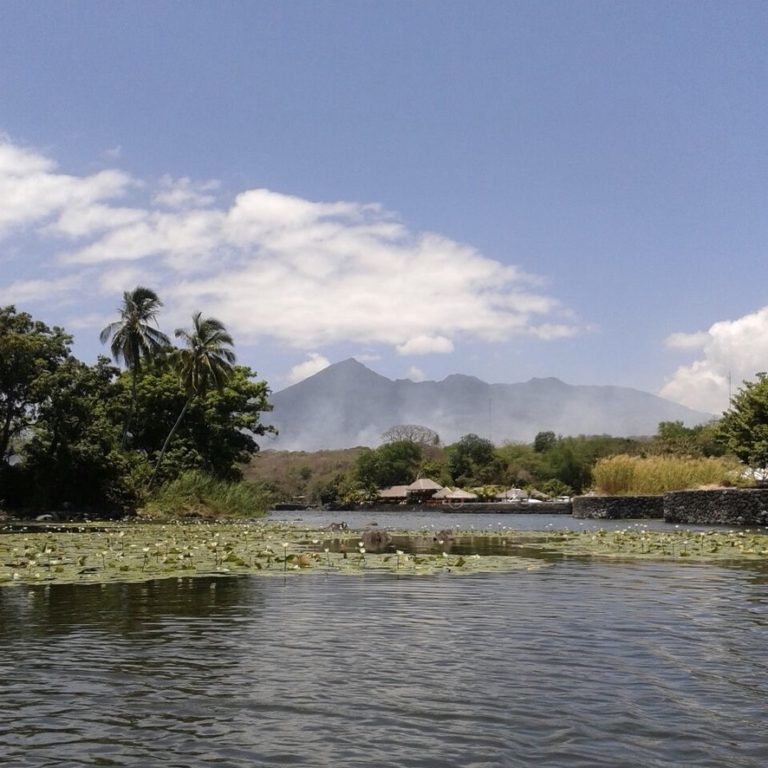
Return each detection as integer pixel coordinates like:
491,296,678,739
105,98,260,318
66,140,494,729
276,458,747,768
258,413,751,507
0,289,273,515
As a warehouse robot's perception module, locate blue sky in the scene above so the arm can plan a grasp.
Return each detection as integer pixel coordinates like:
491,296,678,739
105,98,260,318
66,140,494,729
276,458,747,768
1,1,767,414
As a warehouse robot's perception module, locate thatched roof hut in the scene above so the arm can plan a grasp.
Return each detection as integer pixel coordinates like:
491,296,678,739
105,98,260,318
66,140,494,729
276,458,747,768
377,485,410,500
406,478,443,492
444,488,478,500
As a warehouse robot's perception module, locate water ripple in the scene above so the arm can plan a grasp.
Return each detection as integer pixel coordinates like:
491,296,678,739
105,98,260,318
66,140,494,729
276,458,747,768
1,563,767,766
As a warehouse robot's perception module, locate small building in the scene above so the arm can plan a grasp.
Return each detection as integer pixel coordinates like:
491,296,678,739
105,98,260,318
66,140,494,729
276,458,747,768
406,478,444,503
377,485,410,503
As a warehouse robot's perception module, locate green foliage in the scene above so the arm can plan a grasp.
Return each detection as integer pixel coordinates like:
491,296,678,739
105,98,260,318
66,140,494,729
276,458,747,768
0,306,72,460
718,373,768,471
447,433,504,485
533,431,557,453
355,440,423,489
499,434,649,494
100,286,171,446
151,312,239,483
541,478,571,497
0,301,274,516
314,471,370,508
21,356,140,511
654,420,724,457
141,471,272,519
132,364,274,483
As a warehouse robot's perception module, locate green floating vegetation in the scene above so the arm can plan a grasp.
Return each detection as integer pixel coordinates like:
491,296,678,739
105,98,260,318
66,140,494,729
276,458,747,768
0,522,546,588
532,527,768,561
1,523,766,588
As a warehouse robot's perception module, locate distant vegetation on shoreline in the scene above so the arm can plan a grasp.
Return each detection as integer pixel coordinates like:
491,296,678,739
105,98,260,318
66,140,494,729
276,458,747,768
5,294,768,518
246,418,747,508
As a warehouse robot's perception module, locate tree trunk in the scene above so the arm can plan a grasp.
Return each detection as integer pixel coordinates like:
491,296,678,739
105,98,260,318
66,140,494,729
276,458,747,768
148,395,194,488
122,369,138,448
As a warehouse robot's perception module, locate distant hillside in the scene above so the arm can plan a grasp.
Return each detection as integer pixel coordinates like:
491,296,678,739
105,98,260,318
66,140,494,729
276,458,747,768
266,358,712,450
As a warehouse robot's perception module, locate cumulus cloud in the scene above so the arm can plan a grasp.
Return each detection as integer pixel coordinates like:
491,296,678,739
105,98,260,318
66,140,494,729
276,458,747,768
0,136,582,358
664,331,711,350
286,353,331,384
661,306,768,413
0,139,133,236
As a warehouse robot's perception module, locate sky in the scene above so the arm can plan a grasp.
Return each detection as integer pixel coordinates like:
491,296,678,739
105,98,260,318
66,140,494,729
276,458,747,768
0,1,767,415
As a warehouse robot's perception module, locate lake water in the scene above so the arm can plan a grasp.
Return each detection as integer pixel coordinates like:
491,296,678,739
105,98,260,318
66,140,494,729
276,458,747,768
1,515,767,767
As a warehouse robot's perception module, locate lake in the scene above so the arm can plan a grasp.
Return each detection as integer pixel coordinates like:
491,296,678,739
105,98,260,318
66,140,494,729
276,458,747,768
1,514,767,767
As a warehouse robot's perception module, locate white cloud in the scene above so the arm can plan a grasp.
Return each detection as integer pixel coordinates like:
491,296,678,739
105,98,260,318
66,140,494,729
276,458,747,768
661,306,768,413
0,138,133,236
154,175,219,209
396,335,454,356
407,366,426,382
0,136,583,357
664,331,710,350
0,275,83,306
286,353,331,384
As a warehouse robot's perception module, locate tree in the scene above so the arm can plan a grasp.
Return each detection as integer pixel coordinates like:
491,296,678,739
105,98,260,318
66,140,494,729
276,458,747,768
22,357,143,510
355,440,423,489
150,312,236,484
533,431,557,453
0,306,71,462
654,420,724,457
718,373,768,474
100,287,170,445
381,424,440,446
446,433,504,486
133,364,273,482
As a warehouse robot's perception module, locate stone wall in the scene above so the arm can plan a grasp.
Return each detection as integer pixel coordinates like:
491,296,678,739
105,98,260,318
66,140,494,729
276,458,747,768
573,488,768,526
572,495,664,519
664,488,768,526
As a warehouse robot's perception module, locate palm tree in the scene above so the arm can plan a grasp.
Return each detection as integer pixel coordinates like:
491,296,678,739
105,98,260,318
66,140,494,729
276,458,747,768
100,287,170,446
150,312,236,485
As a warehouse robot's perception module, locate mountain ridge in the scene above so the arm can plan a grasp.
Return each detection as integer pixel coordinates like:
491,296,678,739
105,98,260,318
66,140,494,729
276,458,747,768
266,359,712,450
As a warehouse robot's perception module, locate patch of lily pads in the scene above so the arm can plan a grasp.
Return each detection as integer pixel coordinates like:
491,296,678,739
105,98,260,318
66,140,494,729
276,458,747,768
1,522,766,588
0,521,547,587
531,526,768,561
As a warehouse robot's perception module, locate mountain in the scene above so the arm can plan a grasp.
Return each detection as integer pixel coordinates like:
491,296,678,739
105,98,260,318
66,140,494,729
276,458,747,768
265,358,713,450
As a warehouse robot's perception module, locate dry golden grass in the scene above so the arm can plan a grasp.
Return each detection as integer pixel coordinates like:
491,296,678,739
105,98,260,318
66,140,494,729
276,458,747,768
592,454,744,495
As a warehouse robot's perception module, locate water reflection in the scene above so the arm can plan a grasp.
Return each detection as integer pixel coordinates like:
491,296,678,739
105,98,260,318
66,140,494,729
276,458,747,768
1,563,768,767
317,530,561,560
0,575,261,639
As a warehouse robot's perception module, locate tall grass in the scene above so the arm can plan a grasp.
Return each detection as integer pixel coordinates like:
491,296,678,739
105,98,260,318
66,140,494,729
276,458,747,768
592,454,743,496
141,471,273,519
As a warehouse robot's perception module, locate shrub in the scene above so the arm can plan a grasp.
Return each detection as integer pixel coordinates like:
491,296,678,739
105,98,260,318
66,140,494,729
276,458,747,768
141,471,272,519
